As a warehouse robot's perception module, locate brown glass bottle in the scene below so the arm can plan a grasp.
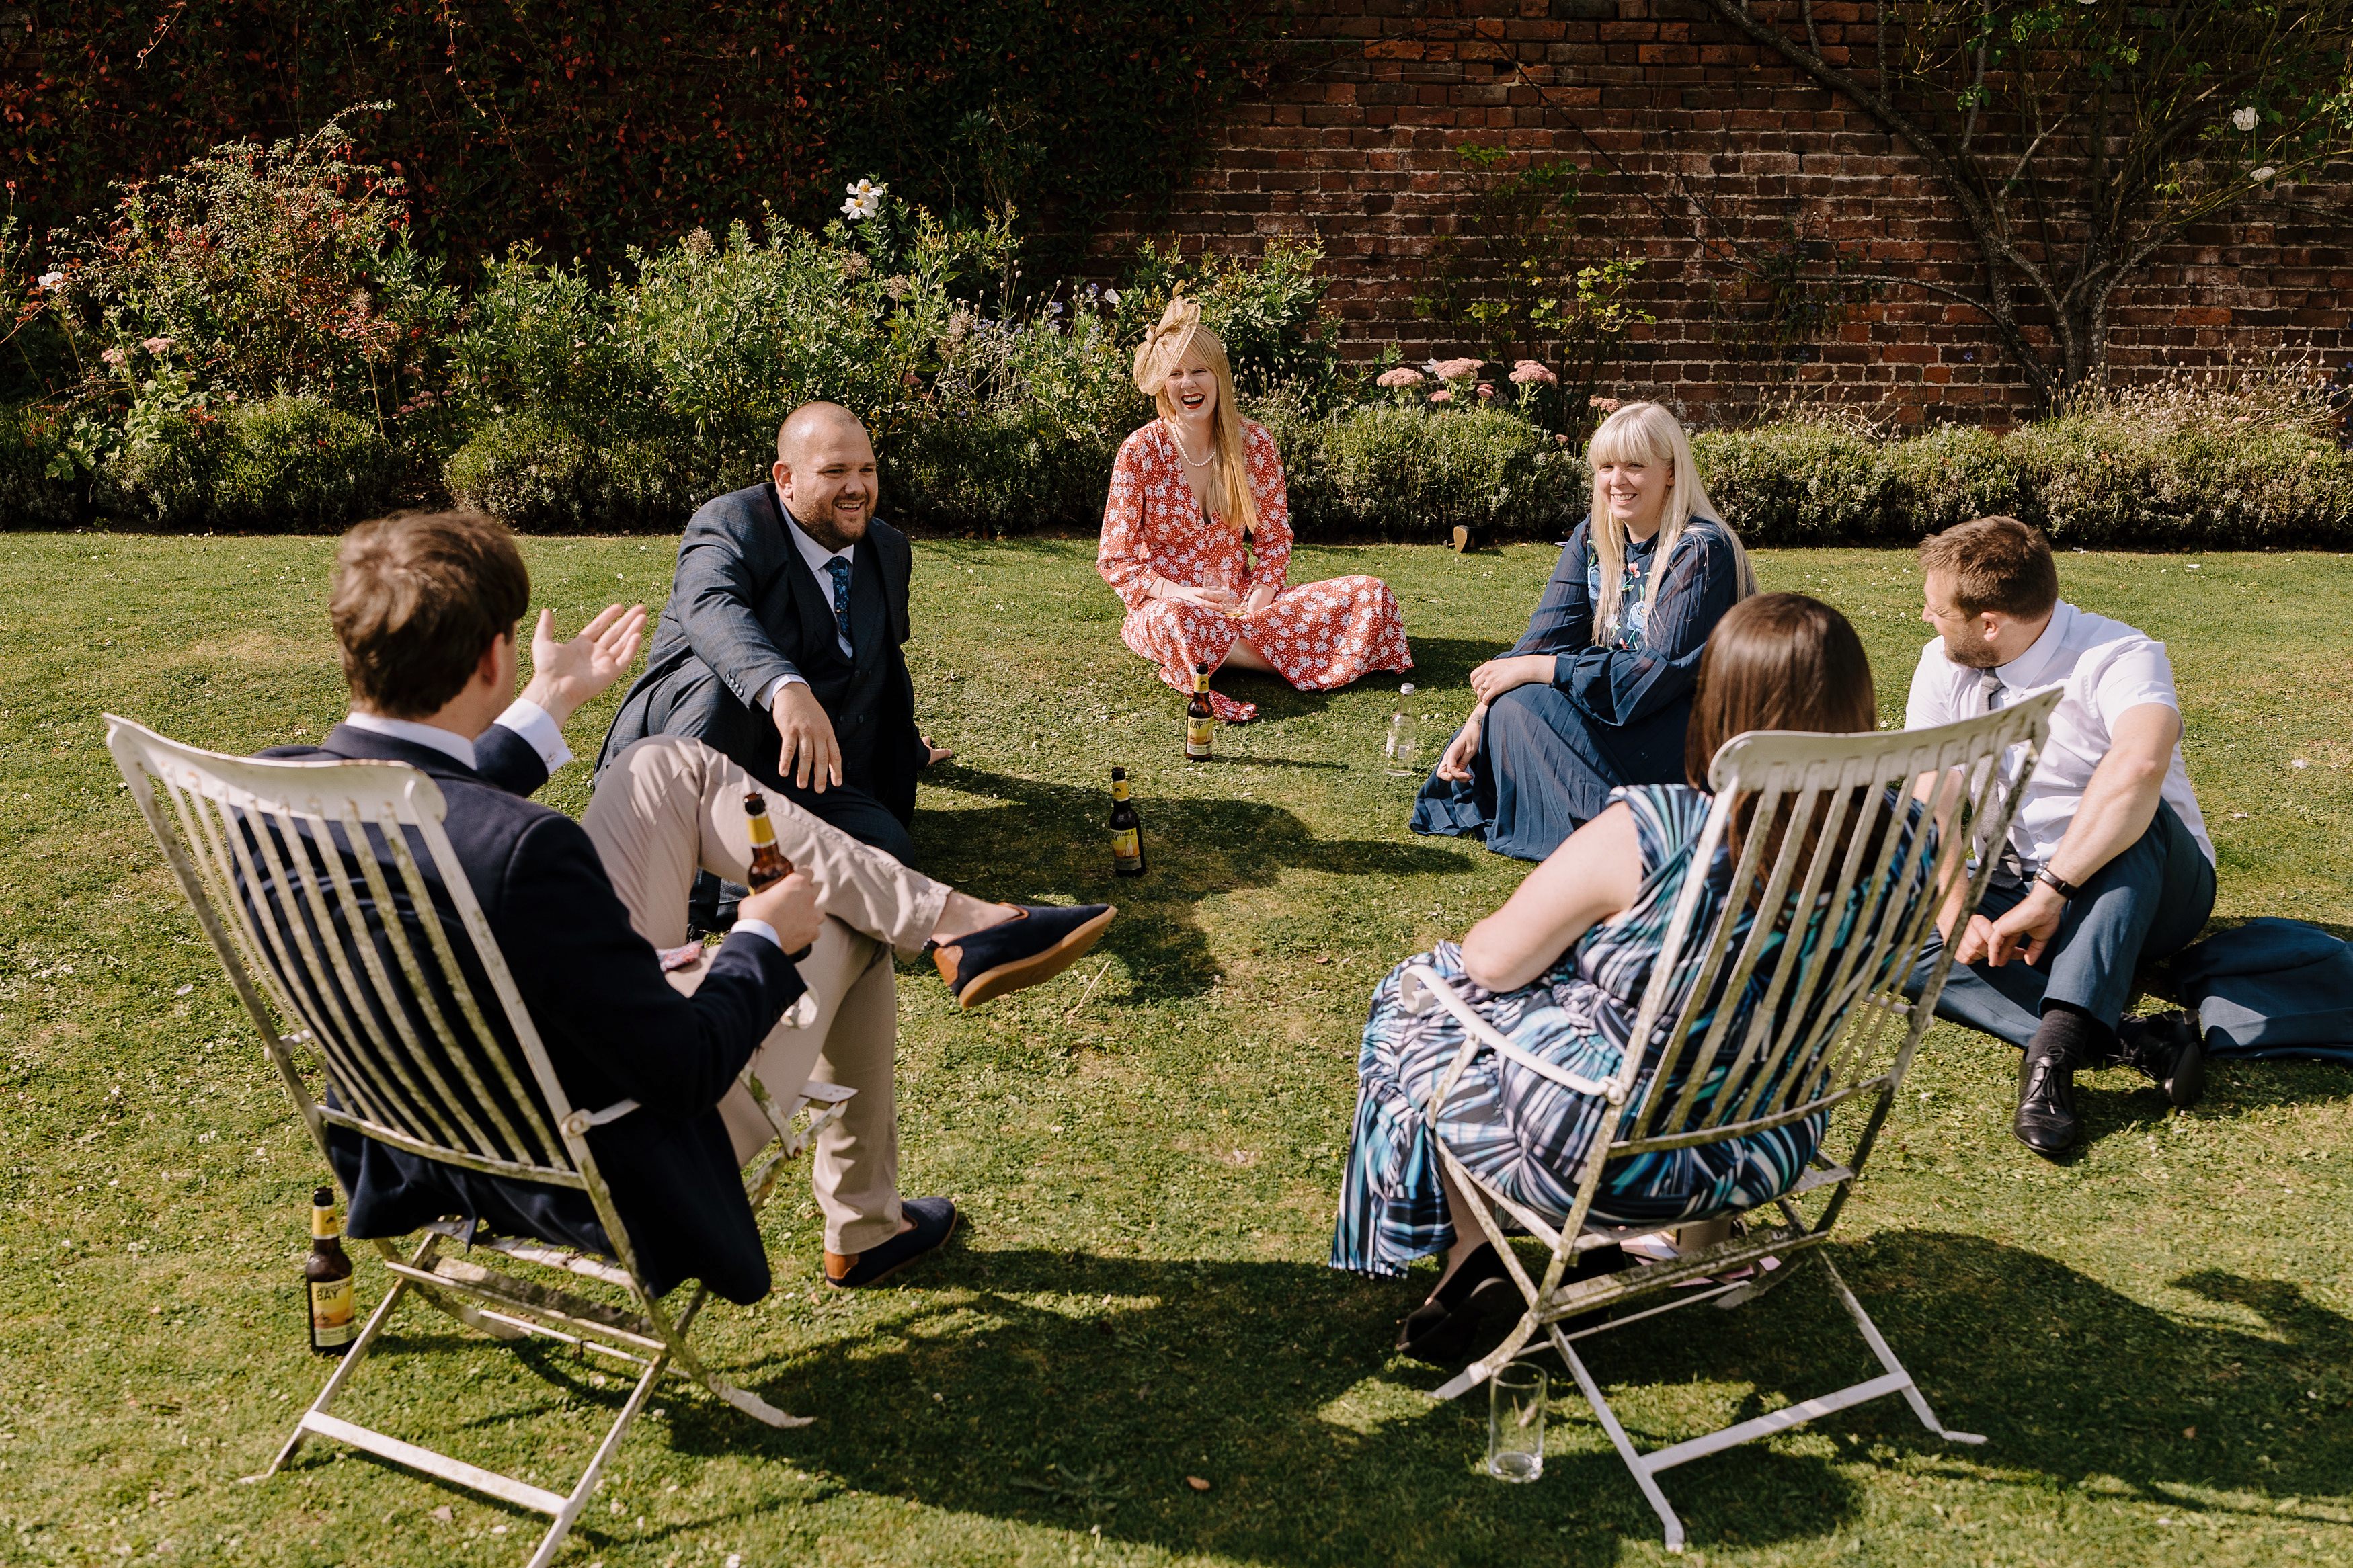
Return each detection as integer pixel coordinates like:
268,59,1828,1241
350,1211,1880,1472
1109,767,1146,876
1185,664,1214,762
743,793,794,890
305,1186,356,1356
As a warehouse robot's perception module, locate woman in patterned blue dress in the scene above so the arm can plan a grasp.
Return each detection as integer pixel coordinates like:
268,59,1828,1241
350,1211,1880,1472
1339,594,1933,1356
1412,401,1757,861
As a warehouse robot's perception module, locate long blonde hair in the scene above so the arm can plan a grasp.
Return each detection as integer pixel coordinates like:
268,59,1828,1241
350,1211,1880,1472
1585,401,1756,644
1131,295,1258,534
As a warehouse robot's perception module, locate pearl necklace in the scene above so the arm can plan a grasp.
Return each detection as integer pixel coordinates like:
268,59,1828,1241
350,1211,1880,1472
1166,419,1218,469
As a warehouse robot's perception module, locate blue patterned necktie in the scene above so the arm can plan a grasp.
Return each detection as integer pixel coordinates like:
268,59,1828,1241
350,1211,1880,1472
824,556,854,651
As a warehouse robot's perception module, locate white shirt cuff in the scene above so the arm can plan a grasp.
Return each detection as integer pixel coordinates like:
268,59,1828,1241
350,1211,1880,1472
731,917,781,951
495,698,573,773
760,674,807,710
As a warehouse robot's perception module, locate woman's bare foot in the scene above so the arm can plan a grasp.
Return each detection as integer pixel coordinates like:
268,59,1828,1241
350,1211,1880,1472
922,735,956,767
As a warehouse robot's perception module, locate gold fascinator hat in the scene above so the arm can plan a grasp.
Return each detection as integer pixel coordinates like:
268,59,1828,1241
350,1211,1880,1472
1131,293,1203,396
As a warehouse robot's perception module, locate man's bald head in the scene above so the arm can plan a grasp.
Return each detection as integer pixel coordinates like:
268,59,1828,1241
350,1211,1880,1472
776,401,869,465
771,401,878,551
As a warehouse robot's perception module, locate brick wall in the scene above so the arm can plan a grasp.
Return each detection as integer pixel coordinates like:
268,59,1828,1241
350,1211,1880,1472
1097,0,2353,427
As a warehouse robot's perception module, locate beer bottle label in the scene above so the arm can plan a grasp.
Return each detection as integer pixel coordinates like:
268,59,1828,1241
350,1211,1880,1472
1187,716,1213,756
310,1276,356,1346
1111,827,1142,868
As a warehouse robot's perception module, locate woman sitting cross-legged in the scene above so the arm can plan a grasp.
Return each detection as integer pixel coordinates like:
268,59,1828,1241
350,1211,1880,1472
1334,594,1935,1360
1098,297,1412,721
1412,401,1755,860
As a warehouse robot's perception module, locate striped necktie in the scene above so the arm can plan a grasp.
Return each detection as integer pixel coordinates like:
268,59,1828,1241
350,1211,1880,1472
1977,667,2028,886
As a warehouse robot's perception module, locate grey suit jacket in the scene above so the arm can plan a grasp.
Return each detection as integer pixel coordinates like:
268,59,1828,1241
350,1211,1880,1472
598,482,924,821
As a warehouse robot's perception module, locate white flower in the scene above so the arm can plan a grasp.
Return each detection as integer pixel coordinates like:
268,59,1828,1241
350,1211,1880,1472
1105,288,1121,306
2254,165,2278,183
840,177,886,221
35,270,63,289
2233,106,2260,132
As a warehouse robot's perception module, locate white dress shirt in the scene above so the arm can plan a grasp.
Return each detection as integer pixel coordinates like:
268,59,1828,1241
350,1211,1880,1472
338,702,783,954
343,698,571,774
1903,599,2215,870
760,496,856,711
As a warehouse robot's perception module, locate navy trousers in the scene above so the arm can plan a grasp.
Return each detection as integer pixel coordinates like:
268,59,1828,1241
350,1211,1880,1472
1910,801,2216,1048
1411,682,1692,862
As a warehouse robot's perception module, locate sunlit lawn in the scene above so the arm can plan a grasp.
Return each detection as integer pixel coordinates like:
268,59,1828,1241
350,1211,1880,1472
1,533,2348,1567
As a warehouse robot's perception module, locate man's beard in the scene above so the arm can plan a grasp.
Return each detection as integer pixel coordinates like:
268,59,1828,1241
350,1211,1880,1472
793,505,869,553
1942,631,2001,669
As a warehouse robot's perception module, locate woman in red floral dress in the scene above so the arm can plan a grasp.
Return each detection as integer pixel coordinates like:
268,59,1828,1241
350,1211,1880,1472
1098,299,1412,721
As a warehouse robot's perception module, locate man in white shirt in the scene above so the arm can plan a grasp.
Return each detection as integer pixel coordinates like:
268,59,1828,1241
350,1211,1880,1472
1904,517,2215,1156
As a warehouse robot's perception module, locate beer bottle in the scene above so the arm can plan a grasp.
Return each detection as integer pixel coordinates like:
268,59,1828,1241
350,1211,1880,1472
743,792,794,890
1185,664,1215,763
305,1186,357,1356
1109,767,1146,876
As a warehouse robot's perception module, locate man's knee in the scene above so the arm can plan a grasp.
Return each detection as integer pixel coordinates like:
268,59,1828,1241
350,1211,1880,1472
610,733,724,782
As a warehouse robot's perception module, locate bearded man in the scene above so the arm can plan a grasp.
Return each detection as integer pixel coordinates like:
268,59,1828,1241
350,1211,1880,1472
600,402,947,876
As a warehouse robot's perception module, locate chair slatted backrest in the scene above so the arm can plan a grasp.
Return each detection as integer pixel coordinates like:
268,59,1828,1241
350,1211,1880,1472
1611,690,2060,1158
104,715,627,1215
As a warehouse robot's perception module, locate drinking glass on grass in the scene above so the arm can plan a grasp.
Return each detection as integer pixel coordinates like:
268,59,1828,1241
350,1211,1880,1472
1487,1361,1547,1482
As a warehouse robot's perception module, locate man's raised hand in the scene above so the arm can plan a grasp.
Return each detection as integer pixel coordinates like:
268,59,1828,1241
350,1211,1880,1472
774,682,844,794
520,604,648,726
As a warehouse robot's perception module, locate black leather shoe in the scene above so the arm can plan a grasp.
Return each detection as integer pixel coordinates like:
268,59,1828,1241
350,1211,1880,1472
826,1196,958,1288
1396,1242,1513,1361
930,904,1116,1009
2013,1047,2079,1156
2116,1011,2206,1108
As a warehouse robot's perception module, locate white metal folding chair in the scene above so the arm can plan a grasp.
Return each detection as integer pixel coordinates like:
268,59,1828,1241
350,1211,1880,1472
1405,692,2059,1552
106,714,851,1568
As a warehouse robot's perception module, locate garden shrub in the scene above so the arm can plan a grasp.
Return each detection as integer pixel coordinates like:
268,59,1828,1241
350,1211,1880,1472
1696,419,1893,543
445,414,692,534
0,404,79,529
1269,403,1588,542
207,397,403,532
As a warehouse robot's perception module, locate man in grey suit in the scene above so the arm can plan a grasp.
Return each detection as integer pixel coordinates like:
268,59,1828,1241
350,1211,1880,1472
600,403,944,872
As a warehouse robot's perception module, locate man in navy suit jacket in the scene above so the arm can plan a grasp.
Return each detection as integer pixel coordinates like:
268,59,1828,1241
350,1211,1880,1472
266,512,1113,1300
599,402,936,866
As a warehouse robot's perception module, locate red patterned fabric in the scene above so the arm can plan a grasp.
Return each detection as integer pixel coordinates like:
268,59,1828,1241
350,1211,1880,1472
1097,419,1412,720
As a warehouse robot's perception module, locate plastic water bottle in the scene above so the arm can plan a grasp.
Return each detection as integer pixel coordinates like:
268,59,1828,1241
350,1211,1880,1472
1384,683,1419,774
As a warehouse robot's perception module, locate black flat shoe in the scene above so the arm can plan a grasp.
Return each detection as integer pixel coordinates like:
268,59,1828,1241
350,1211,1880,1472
2013,1046,2079,1157
826,1196,958,1288
1396,1243,1513,1361
2116,1011,2206,1108
929,904,1116,1009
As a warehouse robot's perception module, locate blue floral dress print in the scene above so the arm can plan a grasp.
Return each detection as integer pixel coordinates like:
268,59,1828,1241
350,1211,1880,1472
1335,783,1932,1277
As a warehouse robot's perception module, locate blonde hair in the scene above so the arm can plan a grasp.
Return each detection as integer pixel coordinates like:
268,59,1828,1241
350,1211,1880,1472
1131,295,1258,534
1585,401,1757,644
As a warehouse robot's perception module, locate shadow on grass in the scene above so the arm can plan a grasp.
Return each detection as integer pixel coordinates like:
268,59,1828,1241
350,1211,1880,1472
512,1231,2348,1562
916,766,1473,1003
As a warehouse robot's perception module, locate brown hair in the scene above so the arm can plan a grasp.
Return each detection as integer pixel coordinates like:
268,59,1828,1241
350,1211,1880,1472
1685,593,1876,788
1917,515,2059,619
331,511,530,718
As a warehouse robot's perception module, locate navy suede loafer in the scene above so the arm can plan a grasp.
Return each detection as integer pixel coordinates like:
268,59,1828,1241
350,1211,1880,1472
930,903,1115,1009
824,1196,959,1289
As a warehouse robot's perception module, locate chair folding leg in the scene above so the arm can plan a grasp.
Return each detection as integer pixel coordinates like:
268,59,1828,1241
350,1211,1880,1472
1523,1255,1982,1553
524,1352,666,1568
1817,1253,1985,1446
248,1235,432,1483
1549,1323,1687,1552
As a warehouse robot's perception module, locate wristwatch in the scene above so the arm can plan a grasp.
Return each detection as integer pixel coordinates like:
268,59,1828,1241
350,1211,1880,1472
2034,866,2081,899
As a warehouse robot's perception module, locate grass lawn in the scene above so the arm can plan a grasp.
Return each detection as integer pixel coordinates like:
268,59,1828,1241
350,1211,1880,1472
2,532,2349,1568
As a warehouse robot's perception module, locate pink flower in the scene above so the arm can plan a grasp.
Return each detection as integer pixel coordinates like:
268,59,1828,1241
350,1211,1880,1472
1375,366,1425,388
1429,389,1453,405
1476,382,1495,399
1589,395,1622,413
1433,357,1483,380
1509,360,1558,386
100,347,126,366
142,336,173,354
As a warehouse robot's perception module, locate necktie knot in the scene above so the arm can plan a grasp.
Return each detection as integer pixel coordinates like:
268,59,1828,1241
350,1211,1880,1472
824,556,853,649
1978,668,2005,711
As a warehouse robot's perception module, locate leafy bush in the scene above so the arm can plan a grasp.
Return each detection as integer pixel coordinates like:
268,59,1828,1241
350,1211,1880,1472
208,396,403,531
1694,419,1892,544
0,403,79,528
445,414,690,534
1262,401,1589,542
